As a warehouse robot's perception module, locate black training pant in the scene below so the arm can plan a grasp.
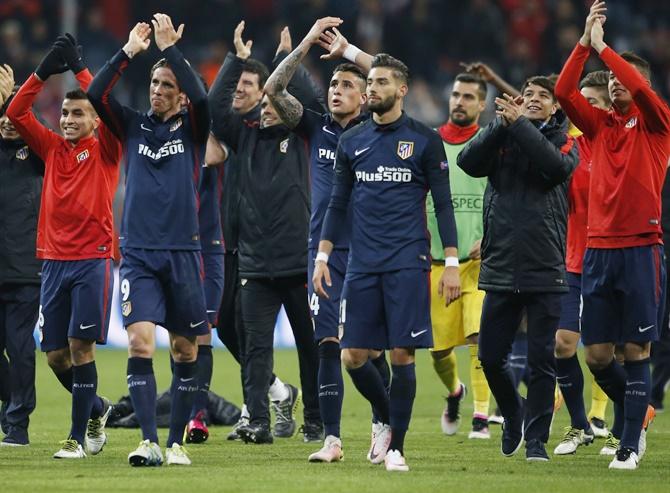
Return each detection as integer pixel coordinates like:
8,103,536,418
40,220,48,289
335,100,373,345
478,291,562,443
0,284,40,431
240,274,319,426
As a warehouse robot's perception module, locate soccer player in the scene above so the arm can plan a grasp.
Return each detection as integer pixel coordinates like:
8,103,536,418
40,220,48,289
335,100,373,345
427,73,492,439
0,66,43,447
88,16,210,466
314,53,460,472
6,36,122,458
208,21,322,444
555,0,670,470
553,70,613,456
265,18,397,463
458,76,578,461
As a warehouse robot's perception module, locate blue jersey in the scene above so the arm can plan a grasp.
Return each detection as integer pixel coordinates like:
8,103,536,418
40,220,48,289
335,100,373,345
297,109,365,250
88,46,210,251
198,164,224,253
322,112,457,273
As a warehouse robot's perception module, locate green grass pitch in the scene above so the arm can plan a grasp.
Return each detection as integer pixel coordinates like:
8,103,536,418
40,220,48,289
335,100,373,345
2,347,670,492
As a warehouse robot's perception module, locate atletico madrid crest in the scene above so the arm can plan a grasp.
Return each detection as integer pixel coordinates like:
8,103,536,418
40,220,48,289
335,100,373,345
15,146,29,160
170,117,183,132
397,141,414,160
121,301,132,317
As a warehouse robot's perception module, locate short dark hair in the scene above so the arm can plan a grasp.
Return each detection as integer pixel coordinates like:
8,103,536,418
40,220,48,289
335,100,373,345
242,58,269,89
521,76,556,102
64,88,88,100
580,70,609,89
370,53,409,85
454,72,487,100
620,51,651,80
333,63,367,91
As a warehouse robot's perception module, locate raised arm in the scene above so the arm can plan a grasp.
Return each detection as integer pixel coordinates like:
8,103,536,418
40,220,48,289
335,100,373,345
208,21,253,150
460,61,520,98
88,23,151,140
317,27,373,74
6,45,66,159
152,13,210,144
555,1,608,138
0,64,14,109
590,18,670,134
265,18,341,128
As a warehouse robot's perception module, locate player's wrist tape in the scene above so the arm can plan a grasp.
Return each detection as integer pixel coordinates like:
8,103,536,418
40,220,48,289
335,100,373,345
444,256,459,268
315,252,329,264
343,44,362,63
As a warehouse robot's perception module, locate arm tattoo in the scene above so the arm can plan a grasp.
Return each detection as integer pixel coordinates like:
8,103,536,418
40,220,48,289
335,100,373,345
273,89,303,129
266,45,307,128
267,45,307,93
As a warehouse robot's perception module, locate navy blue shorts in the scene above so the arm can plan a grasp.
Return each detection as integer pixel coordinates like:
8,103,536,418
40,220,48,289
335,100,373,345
558,272,582,332
339,268,432,350
308,248,348,341
581,245,666,345
39,259,114,352
202,252,224,326
119,248,208,337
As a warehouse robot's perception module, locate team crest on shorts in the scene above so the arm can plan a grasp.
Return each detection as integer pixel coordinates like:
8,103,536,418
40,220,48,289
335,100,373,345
170,118,183,132
279,138,289,153
15,146,29,160
397,141,414,160
76,149,90,163
121,301,132,317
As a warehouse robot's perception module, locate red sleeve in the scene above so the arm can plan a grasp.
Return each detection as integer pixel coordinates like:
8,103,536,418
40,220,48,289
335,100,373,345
599,46,670,134
555,43,606,140
77,68,122,165
5,74,61,160
75,68,93,90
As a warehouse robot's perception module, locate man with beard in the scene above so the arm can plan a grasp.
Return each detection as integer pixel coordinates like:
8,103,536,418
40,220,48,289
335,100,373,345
427,73,492,440
265,18,397,463
314,53,460,472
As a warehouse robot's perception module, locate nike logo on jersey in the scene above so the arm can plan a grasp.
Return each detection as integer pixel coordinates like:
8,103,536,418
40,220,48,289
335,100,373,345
319,383,338,390
322,125,336,136
410,329,428,338
627,381,646,386
638,324,654,333
206,310,217,313
354,147,370,156
190,320,206,328
180,377,195,383
140,123,153,132
79,323,95,330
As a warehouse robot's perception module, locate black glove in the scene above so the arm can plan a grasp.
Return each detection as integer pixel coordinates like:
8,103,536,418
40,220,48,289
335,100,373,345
34,46,68,81
53,33,85,74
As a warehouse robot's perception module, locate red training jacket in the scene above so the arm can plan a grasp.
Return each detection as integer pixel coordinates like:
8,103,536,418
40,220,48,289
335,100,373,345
6,71,122,260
